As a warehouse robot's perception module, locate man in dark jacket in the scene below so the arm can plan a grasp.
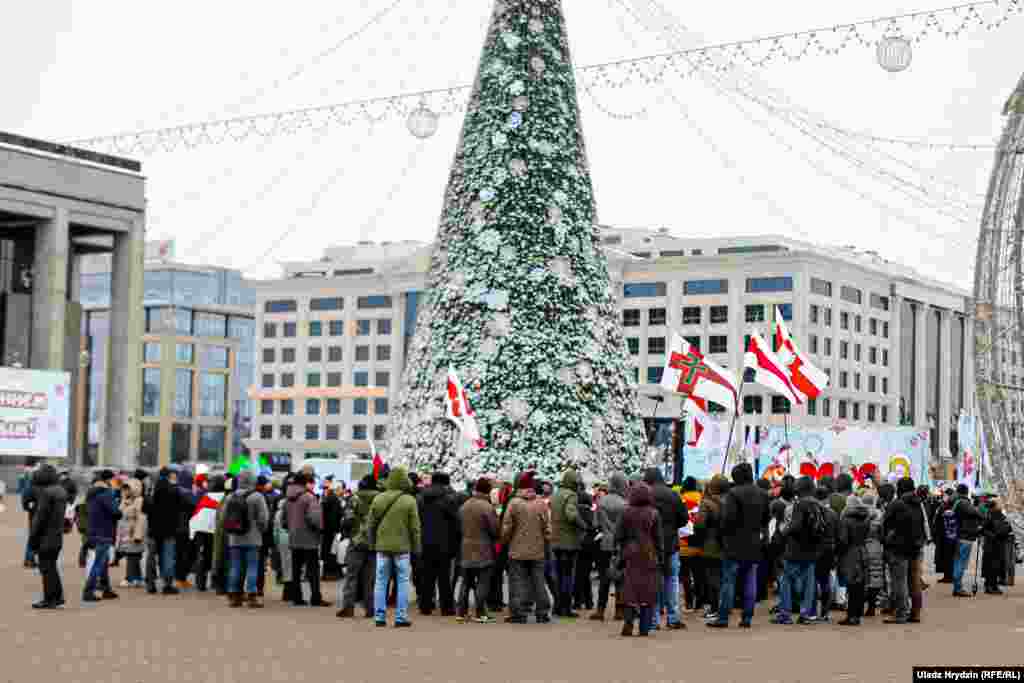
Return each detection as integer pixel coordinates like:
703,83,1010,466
882,477,927,623
951,483,983,597
286,473,328,607
27,464,68,608
337,474,379,618
320,482,344,581
83,470,122,602
143,467,183,595
813,487,840,622
709,463,769,628
643,467,688,630
21,465,38,568
773,476,821,625
416,472,460,616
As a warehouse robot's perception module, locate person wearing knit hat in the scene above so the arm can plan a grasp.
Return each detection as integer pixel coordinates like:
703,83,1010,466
881,477,926,624
500,470,551,623
456,477,499,623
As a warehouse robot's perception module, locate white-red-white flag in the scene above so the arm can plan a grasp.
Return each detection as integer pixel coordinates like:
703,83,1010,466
661,334,739,411
774,307,829,401
744,331,803,405
445,367,485,449
684,396,709,447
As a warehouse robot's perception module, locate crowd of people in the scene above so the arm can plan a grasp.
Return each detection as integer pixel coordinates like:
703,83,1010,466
17,460,1019,637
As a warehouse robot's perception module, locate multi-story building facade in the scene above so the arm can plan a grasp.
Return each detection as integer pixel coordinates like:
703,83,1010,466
79,245,256,466
246,229,974,470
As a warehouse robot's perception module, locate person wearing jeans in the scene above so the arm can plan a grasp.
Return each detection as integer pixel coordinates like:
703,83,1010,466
226,470,269,608
228,547,261,603
777,559,816,622
651,552,682,631
337,475,379,618
367,466,421,627
952,540,973,594
82,470,122,602
643,468,689,630
773,476,823,625
550,469,583,617
143,467,184,595
374,553,412,624
715,560,758,626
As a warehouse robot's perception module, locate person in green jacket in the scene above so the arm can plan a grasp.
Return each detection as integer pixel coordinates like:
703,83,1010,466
368,466,421,627
551,468,584,617
337,474,380,618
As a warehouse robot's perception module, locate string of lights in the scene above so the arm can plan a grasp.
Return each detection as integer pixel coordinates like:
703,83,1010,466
66,0,1022,155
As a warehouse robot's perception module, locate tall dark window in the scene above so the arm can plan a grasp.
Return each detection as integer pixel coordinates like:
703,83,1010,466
950,315,965,416
901,301,917,423
927,309,941,456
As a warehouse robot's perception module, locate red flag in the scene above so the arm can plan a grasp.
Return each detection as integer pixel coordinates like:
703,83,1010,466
372,454,384,481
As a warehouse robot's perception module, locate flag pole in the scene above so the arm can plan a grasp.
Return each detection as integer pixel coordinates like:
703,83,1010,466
676,399,687,486
721,381,746,476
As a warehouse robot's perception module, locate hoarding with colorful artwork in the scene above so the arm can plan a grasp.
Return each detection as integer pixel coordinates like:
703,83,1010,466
0,368,71,458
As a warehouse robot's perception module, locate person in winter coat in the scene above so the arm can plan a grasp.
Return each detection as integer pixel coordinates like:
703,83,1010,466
116,478,147,587
642,468,688,630
813,487,840,622
337,474,380,618
982,500,1013,594
285,473,328,607
21,465,38,568
83,470,123,602
487,481,514,611
320,483,344,581
951,483,984,597
416,471,461,616
550,468,584,617
193,474,225,593
858,492,886,616
592,472,628,621
709,463,770,628
225,469,270,608
695,476,725,622
836,494,872,625
830,473,855,517
368,465,422,627
457,477,499,623
143,467,183,595
501,471,553,624
773,476,821,625
573,490,598,611
615,482,663,637
881,477,927,624
27,464,67,609
173,468,198,589
678,476,704,614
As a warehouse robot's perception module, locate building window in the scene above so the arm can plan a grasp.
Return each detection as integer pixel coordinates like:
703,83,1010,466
623,282,666,298
282,348,296,364
854,315,862,333
329,320,345,336
882,349,889,367
709,336,728,354
310,297,343,312
328,346,343,362
868,375,877,393
374,425,387,441
280,425,293,440
777,304,793,321
374,398,389,415
809,305,819,324
852,403,861,420
822,398,831,417
176,343,194,364
327,399,341,415
354,398,368,415
357,295,393,309
260,425,273,440
327,372,342,387
357,320,371,336
265,299,298,314
309,321,323,337
648,337,666,355
868,404,877,422
807,398,817,416
683,279,728,295
810,278,833,297
260,399,274,415
199,372,226,418
306,398,320,415
681,307,702,325
307,372,321,388
854,344,861,362
355,346,370,362
196,425,226,464
882,377,889,394
840,371,848,389
745,305,765,323
869,347,877,364
870,293,889,311
262,348,275,363
175,369,193,418
854,373,861,391
353,425,367,440
809,335,818,354
838,400,848,419
308,346,323,363
194,312,227,338
354,371,368,387
647,367,664,384
743,396,764,414
649,308,667,326
261,373,274,388
283,322,297,338
280,399,294,415
263,323,276,339
631,367,640,384
684,336,700,352
842,340,850,359
305,425,319,441
375,371,390,387
840,286,863,305
142,368,161,417
171,423,192,464
622,310,641,327
281,372,295,388
325,424,340,440
143,342,160,363
881,406,889,423
824,338,832,356
377,319,392,335
174,308,192,335
376,345,392,362
840,312,849,330
824,308,832,327
772,396,791,414
870,318,878,336
883,322,889,339
709,306,728,324
627,338,640,355
746,276,793,293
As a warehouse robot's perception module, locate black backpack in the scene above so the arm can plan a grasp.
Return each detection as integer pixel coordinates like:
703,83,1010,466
802,501,827,542
224,492,254,536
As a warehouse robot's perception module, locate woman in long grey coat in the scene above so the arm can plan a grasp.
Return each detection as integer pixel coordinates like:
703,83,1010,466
861,492,886,616
837,495,871,625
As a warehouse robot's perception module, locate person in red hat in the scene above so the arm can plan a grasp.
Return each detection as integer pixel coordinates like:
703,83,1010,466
500,471,552,624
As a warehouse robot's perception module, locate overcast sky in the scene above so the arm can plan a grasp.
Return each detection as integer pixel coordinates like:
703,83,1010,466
2,0,1021,288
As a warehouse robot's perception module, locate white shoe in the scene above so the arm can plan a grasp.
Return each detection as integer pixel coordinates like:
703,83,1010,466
119,580,134,588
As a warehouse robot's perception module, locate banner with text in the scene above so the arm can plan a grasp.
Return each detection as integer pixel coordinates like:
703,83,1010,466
0,368,71,458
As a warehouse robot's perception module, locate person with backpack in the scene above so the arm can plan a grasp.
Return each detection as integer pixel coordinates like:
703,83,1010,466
368,465,422,628
813,486,840,623
951,483,984,597
881,477,927,624
224,469,269,608
860,492,886,617
285,473,328,607
772,476,823,625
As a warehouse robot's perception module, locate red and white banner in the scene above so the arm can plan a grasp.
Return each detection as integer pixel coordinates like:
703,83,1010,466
445,367,485,449
744,331,803,406
774,308,829,401
660,334,739,411
189,492,224,538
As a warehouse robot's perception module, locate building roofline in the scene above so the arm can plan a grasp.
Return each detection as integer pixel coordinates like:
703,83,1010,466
0,130,142,174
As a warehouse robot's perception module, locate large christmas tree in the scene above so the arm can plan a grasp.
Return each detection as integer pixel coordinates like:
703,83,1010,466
388,0,646,481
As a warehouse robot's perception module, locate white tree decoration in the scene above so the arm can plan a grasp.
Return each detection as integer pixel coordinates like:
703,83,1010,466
407,105,440,139
876,35,912,73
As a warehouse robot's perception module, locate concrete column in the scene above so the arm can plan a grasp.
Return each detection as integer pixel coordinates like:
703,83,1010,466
889,294,902,426
914,303,928,428
962,310,976,415
31,208,69,369
102,224,144,467
938,309,953,461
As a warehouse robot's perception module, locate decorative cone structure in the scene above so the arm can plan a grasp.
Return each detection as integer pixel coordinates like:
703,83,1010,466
387,0,646,482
